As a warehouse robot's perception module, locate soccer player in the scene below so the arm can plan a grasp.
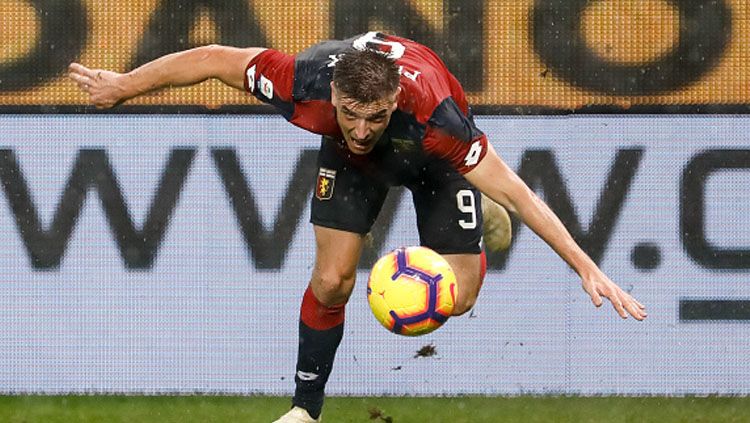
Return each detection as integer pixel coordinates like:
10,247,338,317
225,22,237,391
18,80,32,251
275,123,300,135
69,32,646,423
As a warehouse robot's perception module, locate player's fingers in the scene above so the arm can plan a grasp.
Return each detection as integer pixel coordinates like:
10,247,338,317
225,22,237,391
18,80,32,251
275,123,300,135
68,72,90,87
624,300,647,321
74,82,92,93
67,63,86,77
607,292,627,319
625,295,646,311
589,289,603,307
613,303,627,319
68,63,96,78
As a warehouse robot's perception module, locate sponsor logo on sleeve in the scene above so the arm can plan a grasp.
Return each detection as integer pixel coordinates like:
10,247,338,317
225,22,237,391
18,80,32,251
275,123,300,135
246,64,256,92
464,140,483,167
259,74,274,99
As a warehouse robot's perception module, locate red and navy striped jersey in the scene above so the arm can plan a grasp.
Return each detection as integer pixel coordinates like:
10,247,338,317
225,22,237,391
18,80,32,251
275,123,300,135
244,32,487,174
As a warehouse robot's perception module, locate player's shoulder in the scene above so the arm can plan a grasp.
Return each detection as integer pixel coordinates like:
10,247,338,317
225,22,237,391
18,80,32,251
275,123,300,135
293,37,359,101
296,37,355,64
394,45,462,122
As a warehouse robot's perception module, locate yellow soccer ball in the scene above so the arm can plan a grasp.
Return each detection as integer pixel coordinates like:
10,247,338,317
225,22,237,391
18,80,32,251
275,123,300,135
367,246,457,336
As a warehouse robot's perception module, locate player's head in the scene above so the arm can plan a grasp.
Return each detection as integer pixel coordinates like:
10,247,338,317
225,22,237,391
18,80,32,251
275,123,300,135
331,49,401,155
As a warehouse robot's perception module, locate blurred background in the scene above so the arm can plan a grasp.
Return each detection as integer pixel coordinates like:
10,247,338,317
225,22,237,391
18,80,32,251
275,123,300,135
1,0,749,406
2,0,748,110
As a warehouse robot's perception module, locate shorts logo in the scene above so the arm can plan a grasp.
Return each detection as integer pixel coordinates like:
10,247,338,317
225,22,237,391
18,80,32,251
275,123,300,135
316,168,336,200
259,74,273,99
391,137,417,152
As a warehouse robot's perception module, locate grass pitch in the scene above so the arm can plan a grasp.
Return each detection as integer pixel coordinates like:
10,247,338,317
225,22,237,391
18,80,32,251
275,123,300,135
0,395,747,422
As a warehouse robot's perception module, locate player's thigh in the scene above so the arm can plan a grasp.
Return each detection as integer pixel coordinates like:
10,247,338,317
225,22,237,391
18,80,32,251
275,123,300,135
311,225,366,305
309,136,389,304
310,136,390,235
410,166,483,256
410,167,484,313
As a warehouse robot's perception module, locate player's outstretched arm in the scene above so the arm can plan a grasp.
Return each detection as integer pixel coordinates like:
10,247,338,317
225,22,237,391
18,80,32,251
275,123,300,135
68,45,266,108
464,143,647,321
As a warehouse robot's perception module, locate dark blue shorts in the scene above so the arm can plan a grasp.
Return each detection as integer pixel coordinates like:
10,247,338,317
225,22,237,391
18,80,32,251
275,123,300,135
310,136,483,255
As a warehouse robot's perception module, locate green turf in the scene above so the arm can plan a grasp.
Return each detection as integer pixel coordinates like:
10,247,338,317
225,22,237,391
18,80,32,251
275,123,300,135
0,396,748,423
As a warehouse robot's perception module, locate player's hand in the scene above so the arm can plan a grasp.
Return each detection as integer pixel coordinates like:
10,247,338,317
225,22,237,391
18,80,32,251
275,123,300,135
68,63,128,109
581,269,647,320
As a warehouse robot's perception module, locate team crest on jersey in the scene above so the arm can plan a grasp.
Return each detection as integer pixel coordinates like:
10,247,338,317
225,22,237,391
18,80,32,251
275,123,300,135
316,168,337,200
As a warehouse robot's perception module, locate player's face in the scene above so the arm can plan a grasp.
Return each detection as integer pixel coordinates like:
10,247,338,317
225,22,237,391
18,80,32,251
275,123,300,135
331,85,400,155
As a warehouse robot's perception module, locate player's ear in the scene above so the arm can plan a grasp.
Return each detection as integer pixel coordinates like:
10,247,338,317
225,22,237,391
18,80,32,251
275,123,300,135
390,86,401,112
330,82,339,107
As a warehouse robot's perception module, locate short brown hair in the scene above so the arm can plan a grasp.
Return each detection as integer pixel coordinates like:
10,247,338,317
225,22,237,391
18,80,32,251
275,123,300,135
332,49,400,103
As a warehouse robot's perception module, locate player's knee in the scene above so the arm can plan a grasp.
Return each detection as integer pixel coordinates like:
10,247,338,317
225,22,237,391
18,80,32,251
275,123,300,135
311,269,356,305
452,293,478,316
452,274,482,316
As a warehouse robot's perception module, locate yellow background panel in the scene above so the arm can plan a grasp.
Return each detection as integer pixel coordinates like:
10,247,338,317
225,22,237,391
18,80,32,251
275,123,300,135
0,0,747,108
0,1,38,62
581,0,680,65
480,0,749,108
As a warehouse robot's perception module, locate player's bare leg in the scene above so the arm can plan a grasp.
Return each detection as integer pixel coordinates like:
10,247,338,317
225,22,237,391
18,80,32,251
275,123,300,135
274,226,364,423
442,253,484,316
481,193,512,252
308,226,364,305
